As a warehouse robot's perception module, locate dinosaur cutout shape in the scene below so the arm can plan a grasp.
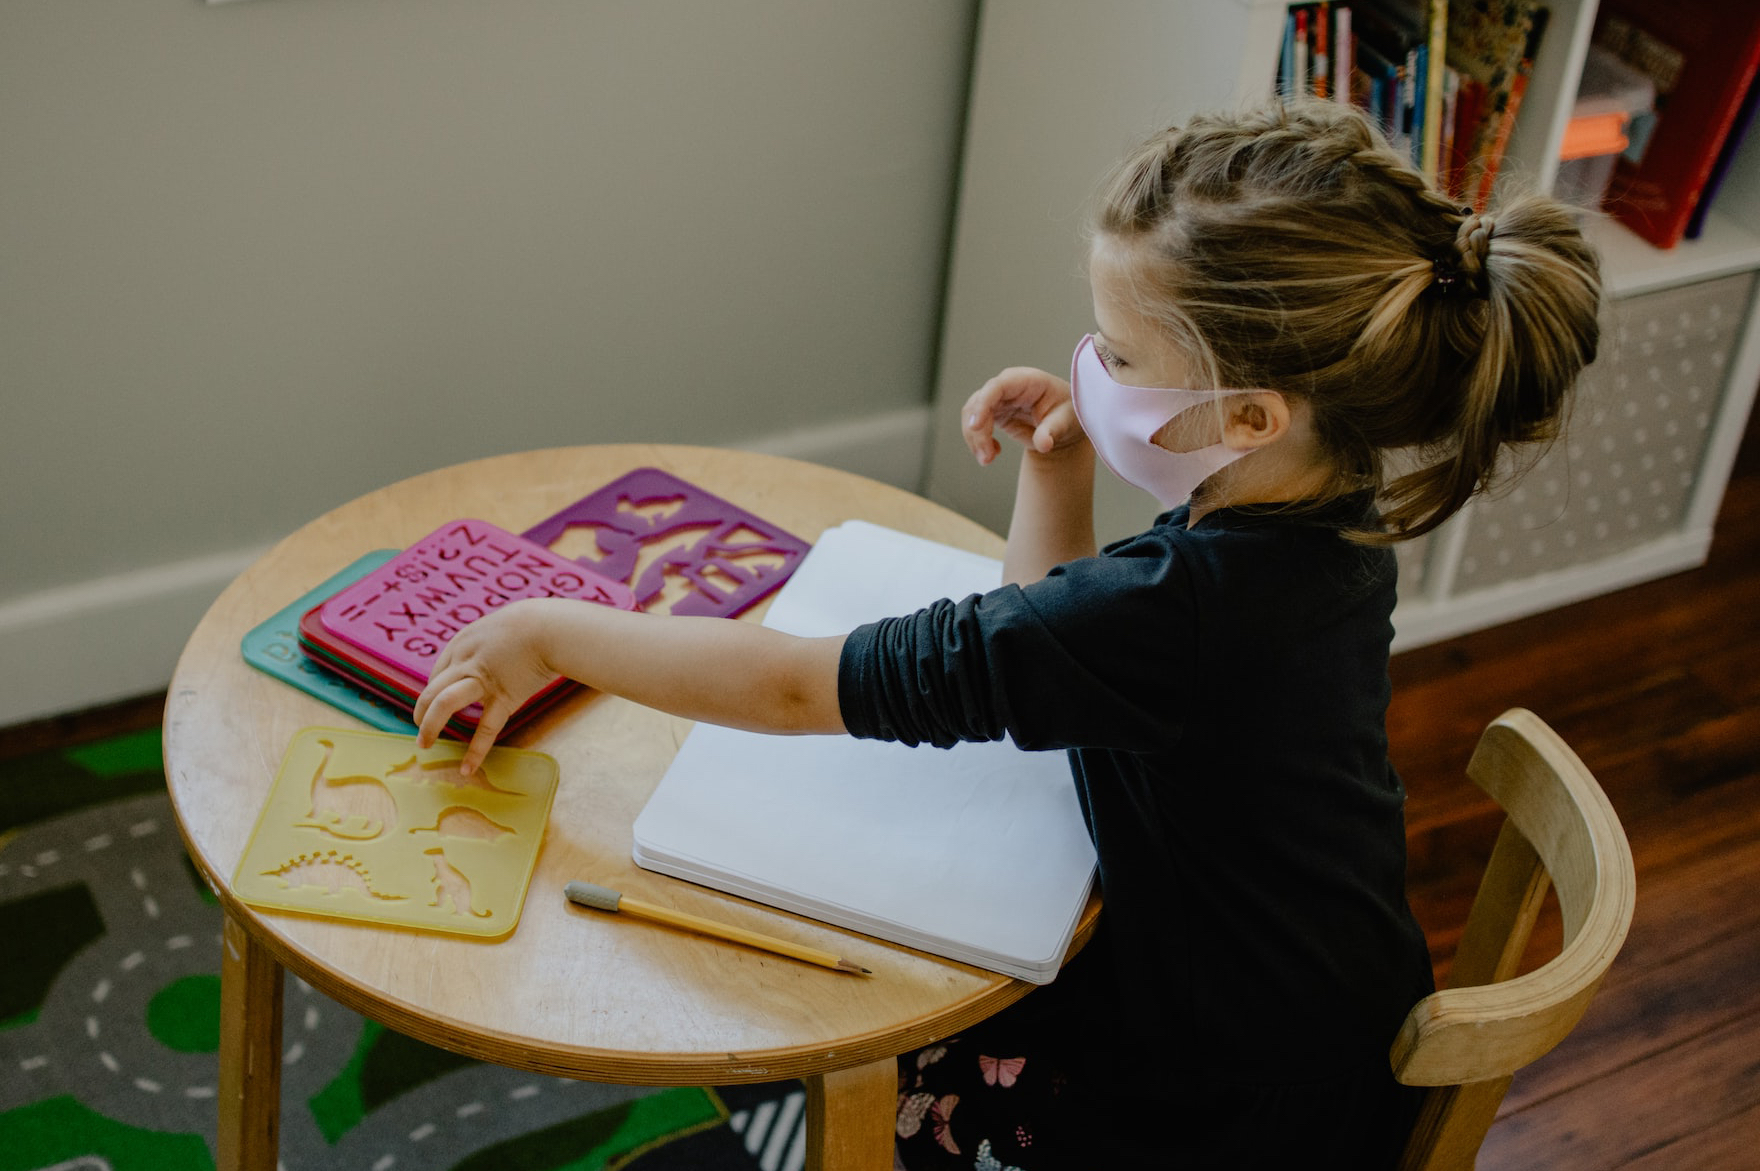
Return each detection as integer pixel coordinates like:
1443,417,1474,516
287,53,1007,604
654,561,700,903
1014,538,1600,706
424,848,491,918
294,738,397,841
383,754,520,795
409,805,516,842
261,850,404,902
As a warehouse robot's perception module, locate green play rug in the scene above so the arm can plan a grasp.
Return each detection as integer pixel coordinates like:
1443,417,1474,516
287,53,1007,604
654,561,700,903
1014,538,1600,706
0,727,810,1171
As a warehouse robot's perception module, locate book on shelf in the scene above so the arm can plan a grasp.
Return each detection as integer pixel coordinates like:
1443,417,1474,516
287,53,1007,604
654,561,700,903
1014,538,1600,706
1463,8,1548,211
1685,70,1760,240
1594,0,1760,249
1276,0,1549,203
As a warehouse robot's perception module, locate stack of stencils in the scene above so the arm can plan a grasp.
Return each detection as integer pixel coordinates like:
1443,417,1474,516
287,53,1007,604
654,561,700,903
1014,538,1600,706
298,518,638,740
244,469,812,740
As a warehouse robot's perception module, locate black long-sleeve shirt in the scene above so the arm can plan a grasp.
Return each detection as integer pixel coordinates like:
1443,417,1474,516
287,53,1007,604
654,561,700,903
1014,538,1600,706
838,495,1433,1093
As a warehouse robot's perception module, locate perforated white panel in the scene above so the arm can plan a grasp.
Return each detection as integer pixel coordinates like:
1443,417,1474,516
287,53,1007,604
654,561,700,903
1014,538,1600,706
1451,271,1756,590
1393,531,1433,602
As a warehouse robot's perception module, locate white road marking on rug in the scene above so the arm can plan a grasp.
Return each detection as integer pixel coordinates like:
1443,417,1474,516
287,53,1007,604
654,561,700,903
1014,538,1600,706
731,1090,809,1171
763,1092,804,1171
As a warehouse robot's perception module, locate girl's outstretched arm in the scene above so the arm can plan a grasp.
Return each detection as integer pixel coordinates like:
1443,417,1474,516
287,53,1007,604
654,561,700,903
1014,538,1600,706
413,597,847,773
961,367,1097,583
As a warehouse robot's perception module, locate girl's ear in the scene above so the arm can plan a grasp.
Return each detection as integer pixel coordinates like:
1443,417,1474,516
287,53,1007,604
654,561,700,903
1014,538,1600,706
1220,391,1291,452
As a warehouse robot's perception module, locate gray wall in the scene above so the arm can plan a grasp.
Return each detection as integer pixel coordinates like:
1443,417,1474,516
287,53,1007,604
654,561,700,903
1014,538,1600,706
0,0,977,721
925,0,1287,542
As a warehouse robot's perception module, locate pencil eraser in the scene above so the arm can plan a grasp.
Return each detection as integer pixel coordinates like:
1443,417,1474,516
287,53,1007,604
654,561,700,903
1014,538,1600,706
564,881,623,912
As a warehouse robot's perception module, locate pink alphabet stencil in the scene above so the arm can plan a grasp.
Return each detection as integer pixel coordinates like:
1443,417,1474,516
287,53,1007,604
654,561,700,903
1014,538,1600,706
318,519,637,678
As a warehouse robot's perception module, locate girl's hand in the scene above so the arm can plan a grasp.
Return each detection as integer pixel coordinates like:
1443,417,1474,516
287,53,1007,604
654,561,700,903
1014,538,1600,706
961,367,1087,466
413,599,558,772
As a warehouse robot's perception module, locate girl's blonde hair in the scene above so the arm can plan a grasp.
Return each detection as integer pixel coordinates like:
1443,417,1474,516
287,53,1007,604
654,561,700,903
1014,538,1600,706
1093,99,1602,542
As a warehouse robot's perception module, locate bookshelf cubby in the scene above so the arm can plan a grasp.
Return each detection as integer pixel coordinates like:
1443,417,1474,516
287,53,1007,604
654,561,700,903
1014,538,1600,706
924,0,1760,650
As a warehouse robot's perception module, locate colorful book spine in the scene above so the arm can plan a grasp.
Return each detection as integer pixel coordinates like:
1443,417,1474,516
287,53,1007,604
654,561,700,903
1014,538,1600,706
1421,0,1449,180
1296,7,1311,95
1336,6,1355,104
1685,71,1760,239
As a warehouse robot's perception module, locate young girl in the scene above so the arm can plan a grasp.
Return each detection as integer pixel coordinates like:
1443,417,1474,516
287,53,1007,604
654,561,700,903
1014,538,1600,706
415,100,1601,1167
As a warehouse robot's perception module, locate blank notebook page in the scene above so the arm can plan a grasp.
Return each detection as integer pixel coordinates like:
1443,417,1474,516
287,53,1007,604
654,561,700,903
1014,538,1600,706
631,520,1097,983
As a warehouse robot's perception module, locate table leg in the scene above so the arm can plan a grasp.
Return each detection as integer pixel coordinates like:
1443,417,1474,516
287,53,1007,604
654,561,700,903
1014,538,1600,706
803,1055,897,1171
217,913,285,1171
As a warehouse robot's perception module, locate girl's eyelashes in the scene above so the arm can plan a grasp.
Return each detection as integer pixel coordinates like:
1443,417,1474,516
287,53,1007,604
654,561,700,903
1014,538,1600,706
1093,337,1125,370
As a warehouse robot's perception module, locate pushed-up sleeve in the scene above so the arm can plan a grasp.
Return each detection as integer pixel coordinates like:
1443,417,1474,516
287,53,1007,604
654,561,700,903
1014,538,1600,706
837,538,1198,753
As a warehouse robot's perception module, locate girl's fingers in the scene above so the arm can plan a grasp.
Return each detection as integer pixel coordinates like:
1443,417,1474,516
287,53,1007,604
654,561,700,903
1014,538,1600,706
415,676,485,750
458,704,509,775
965,414,1000,465
964,377,1044,464
1034,401,1086,453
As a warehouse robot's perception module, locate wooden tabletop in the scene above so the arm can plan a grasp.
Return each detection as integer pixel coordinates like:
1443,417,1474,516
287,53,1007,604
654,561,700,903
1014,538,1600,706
164,443,1096,1086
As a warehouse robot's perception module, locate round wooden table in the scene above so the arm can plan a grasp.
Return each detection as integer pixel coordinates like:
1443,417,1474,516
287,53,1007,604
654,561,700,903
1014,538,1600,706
163,444,1099,1171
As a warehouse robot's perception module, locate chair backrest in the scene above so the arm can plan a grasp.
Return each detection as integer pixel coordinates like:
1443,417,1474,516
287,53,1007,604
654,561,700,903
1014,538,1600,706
1390,708,1636,1171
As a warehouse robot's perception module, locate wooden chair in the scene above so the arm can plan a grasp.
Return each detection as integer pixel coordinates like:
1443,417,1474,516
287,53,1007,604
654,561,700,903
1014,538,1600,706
1391,707,1637,1171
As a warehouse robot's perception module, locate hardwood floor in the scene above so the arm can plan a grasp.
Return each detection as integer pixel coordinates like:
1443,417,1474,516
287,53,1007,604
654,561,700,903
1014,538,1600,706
5,406,1758,1168
1393,400,1760,1168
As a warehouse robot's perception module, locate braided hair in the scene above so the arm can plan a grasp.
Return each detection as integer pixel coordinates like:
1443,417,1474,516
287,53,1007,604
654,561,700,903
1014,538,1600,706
1091,99,1602,542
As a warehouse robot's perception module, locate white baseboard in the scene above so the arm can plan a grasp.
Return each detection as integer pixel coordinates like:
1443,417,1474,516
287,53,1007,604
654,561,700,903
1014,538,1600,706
0,408,933,728
0,549,269,728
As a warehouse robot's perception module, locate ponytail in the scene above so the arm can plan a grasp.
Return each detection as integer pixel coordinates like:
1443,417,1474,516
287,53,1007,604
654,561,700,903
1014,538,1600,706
1089,99,1603,544
1376,197,1601,540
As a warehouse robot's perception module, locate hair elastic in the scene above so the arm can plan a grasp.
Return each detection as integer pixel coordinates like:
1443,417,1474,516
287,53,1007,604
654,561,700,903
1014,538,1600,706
1430,255,1473,298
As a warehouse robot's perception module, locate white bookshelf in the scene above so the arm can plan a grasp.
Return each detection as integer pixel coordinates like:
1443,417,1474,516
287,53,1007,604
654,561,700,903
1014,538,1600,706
925,0,1760,651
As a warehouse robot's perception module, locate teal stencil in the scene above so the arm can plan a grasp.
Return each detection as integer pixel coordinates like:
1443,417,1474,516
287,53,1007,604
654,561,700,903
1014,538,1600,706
240,551,416,735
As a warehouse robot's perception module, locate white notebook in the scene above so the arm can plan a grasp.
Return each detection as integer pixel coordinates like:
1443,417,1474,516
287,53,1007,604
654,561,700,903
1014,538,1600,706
631,521,1097,983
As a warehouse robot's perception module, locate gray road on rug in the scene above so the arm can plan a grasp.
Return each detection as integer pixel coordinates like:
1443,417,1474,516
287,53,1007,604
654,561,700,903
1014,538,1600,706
0,792,706,1169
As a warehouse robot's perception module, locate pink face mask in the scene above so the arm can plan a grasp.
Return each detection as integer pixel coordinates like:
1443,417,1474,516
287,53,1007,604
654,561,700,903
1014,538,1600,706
1069,334,1252,509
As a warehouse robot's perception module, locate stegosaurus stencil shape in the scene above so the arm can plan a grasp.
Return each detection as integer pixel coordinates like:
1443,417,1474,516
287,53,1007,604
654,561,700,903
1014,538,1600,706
261,849,405,902
233,727,559,939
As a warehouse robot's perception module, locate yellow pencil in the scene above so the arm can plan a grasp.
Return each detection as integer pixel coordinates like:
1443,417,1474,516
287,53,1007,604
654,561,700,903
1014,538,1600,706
564,881,871,975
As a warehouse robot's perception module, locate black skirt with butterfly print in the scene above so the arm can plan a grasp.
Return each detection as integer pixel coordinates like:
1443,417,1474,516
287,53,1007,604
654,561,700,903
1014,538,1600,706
892,967,1421,1169
891,975,1178,1170
892,998,1089,1171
